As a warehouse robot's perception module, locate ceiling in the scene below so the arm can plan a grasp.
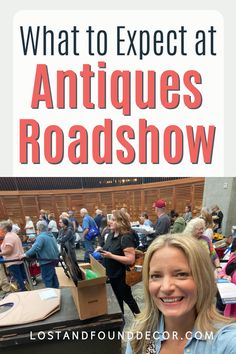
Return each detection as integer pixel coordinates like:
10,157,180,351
0,177,186,191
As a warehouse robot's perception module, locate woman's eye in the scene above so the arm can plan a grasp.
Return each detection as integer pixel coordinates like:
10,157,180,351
176,272,189,278
150,274,161,280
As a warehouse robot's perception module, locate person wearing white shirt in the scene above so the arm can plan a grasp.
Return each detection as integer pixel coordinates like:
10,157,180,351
24,216,36,240
48,214,58,239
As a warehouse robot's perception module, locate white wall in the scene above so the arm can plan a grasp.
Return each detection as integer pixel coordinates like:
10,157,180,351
203,178,236,235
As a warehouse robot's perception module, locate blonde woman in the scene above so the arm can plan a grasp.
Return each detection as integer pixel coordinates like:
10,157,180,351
125,234,236,354
200,207,214,240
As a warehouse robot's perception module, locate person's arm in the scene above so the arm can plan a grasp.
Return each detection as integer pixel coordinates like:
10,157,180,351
60,228,74,244
208,239,222,270
82,218,90,238
217,271,231,281
0,244,13,256
25,224,32,230
25,236,43,257
211,250,221,270
202,236,221,270
154,219,162,236
82,228,89,238
25,221,34,230
101,247,135,265
214,258,221,269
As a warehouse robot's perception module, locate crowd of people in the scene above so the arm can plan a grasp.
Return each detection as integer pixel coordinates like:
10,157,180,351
0,200,235,352
0,207,108,296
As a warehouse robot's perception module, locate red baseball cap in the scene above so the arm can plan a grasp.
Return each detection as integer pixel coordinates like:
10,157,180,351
153,199,166,208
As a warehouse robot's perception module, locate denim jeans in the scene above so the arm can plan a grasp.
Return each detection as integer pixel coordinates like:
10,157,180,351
82,239,94,262
40,263,59,288
8,263,27,291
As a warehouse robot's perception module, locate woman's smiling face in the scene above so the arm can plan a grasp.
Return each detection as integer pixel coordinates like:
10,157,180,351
149,246,197,322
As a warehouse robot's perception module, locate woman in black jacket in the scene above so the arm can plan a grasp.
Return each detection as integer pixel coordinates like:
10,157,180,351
58,218,77,263
98,210,140,315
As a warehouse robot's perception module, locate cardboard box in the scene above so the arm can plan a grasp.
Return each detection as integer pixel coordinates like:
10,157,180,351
56,256,107,320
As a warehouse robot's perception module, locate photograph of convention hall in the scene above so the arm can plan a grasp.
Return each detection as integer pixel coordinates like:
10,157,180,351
0,177,235,354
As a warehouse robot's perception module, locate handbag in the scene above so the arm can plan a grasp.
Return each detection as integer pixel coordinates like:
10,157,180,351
85,227,99,241
126,249,145,287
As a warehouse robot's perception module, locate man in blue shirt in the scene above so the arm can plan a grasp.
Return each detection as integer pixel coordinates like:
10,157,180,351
21,222,59,288
80,208,98,262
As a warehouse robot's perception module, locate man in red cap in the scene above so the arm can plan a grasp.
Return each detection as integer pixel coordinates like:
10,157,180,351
147,199,170,246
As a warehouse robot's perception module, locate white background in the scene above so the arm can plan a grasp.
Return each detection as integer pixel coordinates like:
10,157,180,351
13,10,223,176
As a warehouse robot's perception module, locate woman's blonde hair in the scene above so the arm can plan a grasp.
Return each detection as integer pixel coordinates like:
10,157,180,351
128,233,234,354
201,207,214,229
113,210,131,234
